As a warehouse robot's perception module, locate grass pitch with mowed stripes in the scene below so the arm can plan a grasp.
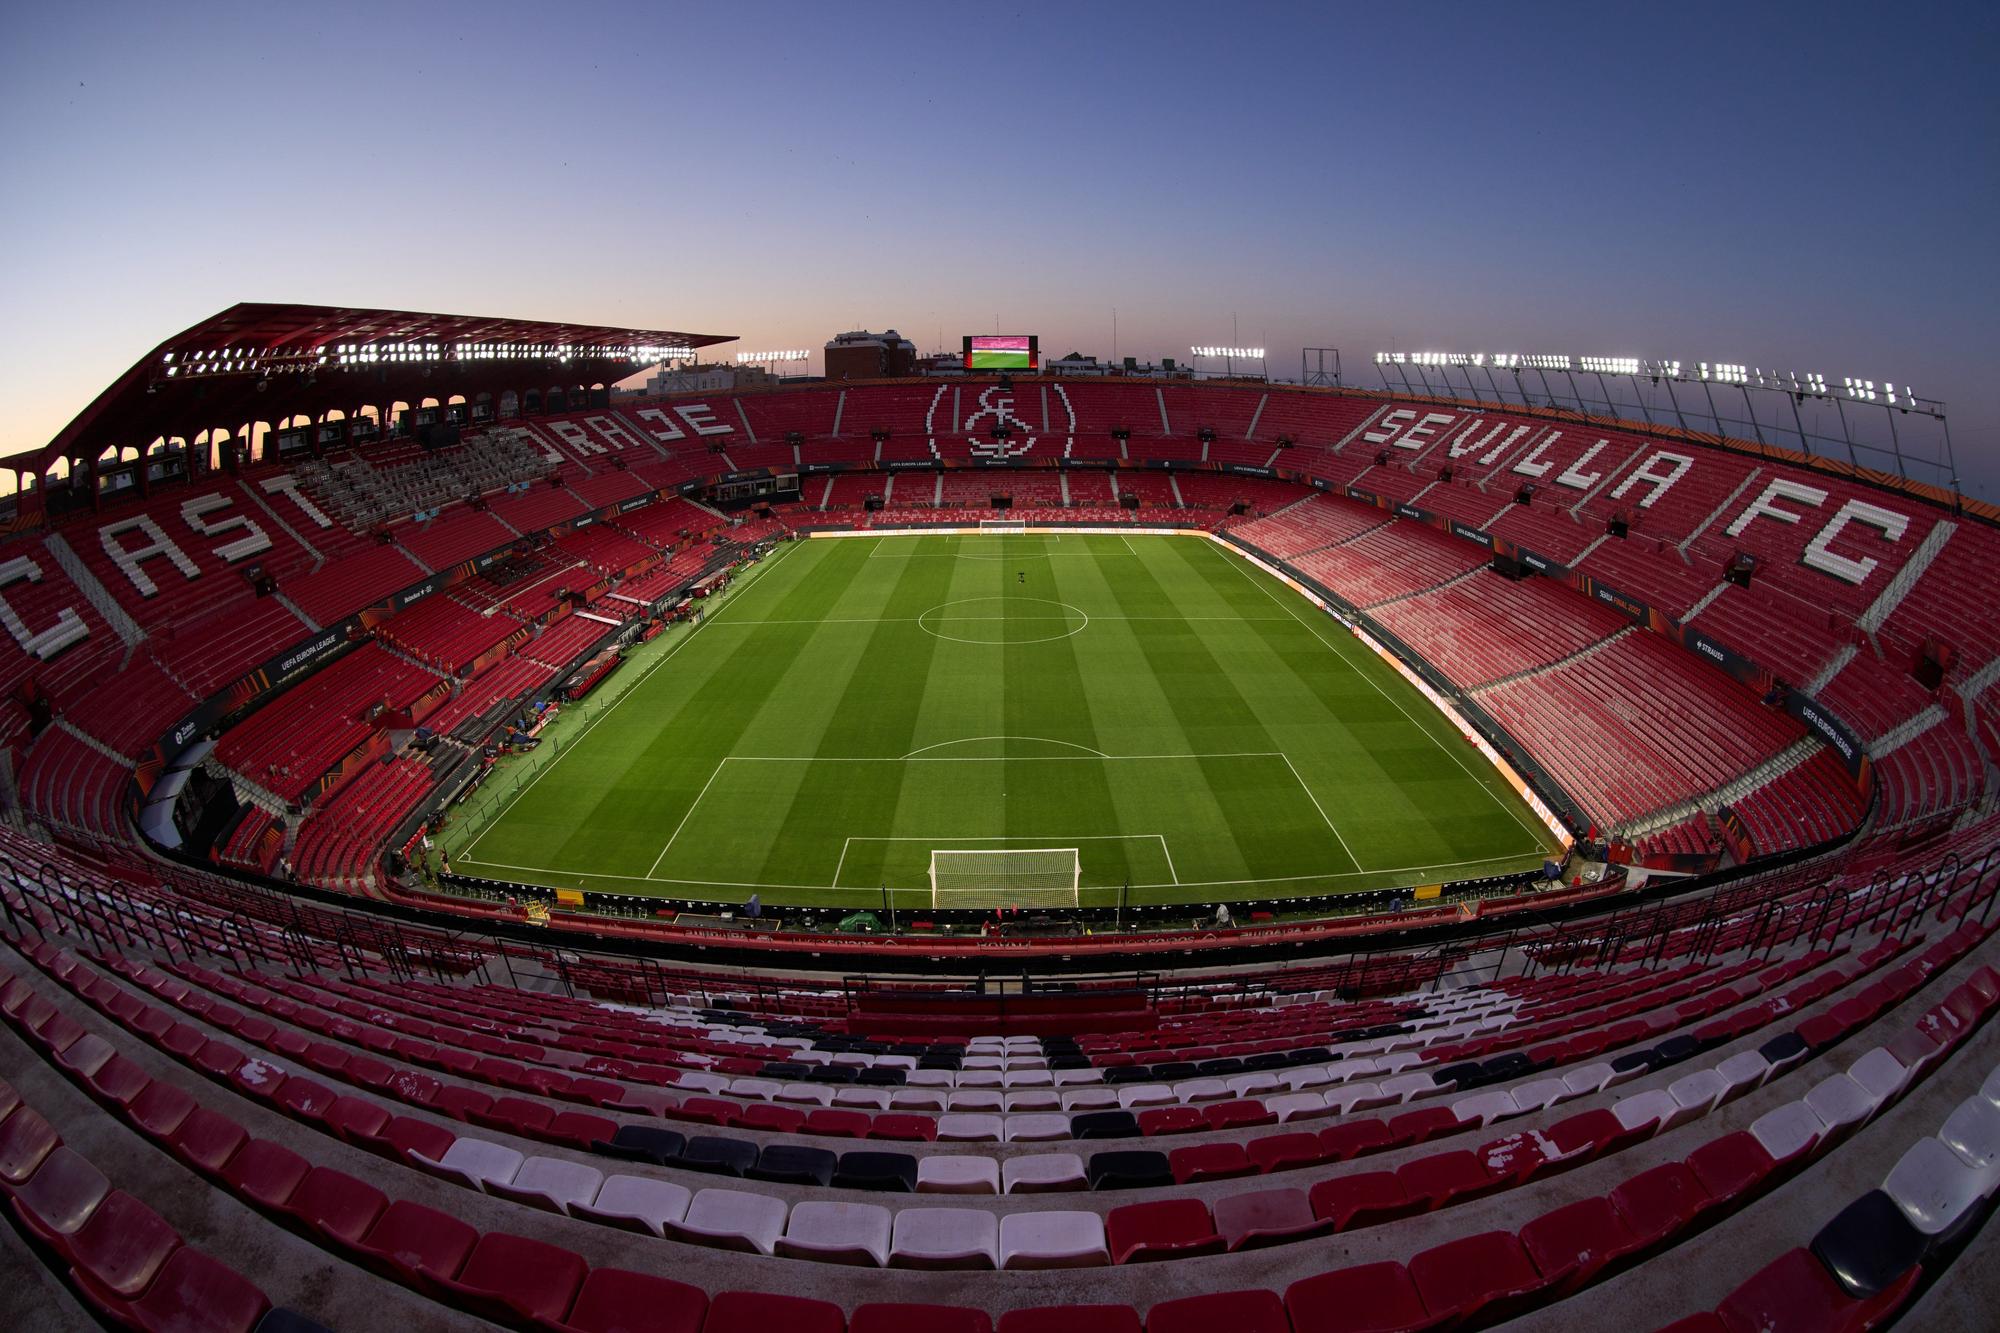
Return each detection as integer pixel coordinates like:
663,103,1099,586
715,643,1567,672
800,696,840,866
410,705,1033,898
447,533,1560,909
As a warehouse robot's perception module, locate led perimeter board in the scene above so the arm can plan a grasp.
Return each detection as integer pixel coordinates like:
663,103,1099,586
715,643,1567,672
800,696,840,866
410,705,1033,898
963,334,1039,371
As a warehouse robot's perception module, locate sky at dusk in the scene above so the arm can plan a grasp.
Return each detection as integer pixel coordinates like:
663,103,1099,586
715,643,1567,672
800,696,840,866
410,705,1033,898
2,2,1996,494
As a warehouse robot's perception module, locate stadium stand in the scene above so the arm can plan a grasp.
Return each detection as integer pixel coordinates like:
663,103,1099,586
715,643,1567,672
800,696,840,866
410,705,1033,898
0,809,1995,1327
374,595,525,675
1477,630,1808,830
392,509,517,573
2,375,1997,932
1371,567,1632,688
211,644,440,805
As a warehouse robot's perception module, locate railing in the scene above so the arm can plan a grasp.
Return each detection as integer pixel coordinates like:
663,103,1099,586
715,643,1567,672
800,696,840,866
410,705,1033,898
4,822,1990,1019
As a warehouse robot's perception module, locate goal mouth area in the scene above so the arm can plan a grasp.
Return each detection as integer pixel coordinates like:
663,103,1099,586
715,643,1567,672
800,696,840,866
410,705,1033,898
929,846,1081,910
978,518,1029,532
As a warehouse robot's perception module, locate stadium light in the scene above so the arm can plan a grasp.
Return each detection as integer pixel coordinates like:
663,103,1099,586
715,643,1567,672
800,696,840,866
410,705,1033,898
735,350,810,363
1191,346,1266,359
1369,350,1917,408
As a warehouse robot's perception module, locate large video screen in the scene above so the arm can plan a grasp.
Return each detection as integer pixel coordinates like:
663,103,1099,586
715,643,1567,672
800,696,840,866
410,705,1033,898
963,334,1038,371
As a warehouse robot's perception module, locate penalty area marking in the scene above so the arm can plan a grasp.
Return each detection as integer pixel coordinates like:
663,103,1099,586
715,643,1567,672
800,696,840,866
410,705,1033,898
868,533,1065,561
641,750,1338,889
832,832,1178,889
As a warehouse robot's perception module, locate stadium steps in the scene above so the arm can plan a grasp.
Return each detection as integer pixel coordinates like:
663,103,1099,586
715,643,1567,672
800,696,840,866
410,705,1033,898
1673,466,1767,557
1808,642,1860,695
38,533,145,649
1265,492,1321,520
1361,563,1483,612
270,590,318,632
1856,518,1957,638
1618,735,1824,840
226,765,294,819
1470,626,1636,696
1568,532,1612,569
373,639,437,673
1873,705,1950,764
1680,580,1731,623
1331,403,1393,454
49,719,132,768
1243,392,1269,439
235,477,328,565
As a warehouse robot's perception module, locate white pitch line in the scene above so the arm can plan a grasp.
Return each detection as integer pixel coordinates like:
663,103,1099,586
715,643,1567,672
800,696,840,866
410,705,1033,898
831,832,1179,888
840,833,1172,840
1211,542,1549,843
459,538,803,862
719,752,1288,763
454,846,1548,894
706,614,1292,626
1279,750,1363,874
646,757,731,878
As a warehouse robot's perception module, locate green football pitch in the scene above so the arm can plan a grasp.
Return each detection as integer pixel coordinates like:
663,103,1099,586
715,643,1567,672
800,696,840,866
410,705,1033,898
443,532,1562,910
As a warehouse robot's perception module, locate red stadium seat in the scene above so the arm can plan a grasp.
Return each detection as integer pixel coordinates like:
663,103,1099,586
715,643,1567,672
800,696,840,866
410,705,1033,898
11,1146,110,1245
1309,1170,1414,1231
1167,1141,1253,1183
424,1231,588,1326
354,1200,478,1286
220,1138,309,1211
283,1166,388,1250
559,1268,708,1333
702,1291,846,1333
85,1247,270,1333
1104,1198,1224,1264
1409,1230,1548,1326
1286,1260,1430,1333
1611,1162,1715,1252
1520,1195,1639,1294
67,1190,181,1301
1715,1247,1918,1333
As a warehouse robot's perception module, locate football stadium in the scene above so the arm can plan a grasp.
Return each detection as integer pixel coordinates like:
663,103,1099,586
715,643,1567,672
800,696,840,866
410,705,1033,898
1,10,1997,1333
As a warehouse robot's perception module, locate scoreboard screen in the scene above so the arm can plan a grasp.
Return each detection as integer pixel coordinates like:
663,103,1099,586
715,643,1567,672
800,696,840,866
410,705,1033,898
963,334,1038,372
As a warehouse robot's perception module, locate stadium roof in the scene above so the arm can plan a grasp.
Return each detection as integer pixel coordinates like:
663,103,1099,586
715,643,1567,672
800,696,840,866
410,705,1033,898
10,302,735,476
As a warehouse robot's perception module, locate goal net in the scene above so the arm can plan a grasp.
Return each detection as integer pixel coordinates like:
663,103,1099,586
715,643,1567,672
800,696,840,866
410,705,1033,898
979,518,1028,532
929,847,1080,909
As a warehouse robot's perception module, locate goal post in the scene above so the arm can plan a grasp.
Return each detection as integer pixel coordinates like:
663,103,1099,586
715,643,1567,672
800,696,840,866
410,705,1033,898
928,847,1080,909
978,518,1028,532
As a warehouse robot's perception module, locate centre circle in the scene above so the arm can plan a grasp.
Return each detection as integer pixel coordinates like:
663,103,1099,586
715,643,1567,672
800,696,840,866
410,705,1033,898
915,596,1089,645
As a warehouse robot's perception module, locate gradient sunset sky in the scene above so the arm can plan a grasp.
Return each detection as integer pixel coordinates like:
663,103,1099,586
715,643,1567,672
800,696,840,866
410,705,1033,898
2,2,1995,493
